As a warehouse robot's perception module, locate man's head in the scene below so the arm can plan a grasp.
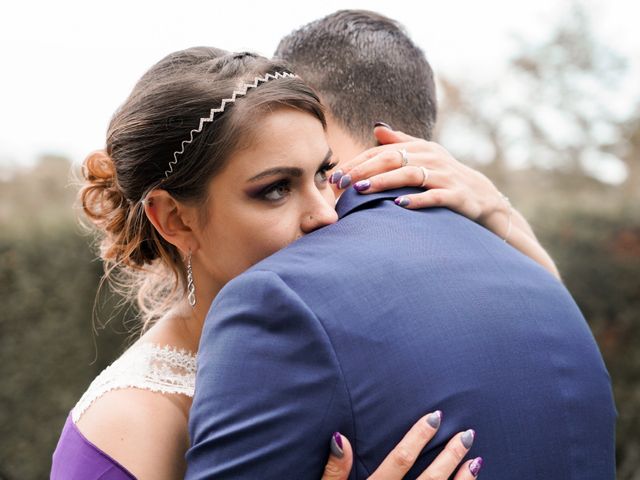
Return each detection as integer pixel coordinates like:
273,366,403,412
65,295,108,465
274,9,437,163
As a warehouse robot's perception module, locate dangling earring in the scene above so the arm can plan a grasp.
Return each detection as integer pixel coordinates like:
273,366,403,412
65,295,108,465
186,250,196,308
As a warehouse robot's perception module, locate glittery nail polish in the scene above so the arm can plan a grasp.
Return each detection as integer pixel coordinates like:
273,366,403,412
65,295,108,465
461,429,476,449
330,432,344,459
338,174,352,189
469,457,483,477
353,179,371,192
329,170,344,184
426,410,442,429
394,196,410,207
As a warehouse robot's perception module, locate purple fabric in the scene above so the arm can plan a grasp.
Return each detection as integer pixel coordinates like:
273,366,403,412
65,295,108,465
51,413,136,479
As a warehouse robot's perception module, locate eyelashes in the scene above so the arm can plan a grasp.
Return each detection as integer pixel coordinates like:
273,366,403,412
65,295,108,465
319,161,338,179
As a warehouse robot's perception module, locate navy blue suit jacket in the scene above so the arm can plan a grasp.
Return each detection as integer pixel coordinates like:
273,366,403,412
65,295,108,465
187,187,616,479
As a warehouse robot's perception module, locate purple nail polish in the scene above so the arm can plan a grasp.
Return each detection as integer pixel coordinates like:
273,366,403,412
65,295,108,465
426,410,442,429
374,121,392,129
338,174,352,189
330,432,344,459
329,170,343,184
461,429,475,449
469,457,483,477
353,179,371,192
395,196,410,207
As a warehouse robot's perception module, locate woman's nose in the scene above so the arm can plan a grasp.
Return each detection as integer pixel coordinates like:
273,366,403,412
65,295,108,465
301,192,338,234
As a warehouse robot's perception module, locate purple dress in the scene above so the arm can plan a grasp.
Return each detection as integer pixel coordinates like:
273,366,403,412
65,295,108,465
51,414,136,479
50,343,197,479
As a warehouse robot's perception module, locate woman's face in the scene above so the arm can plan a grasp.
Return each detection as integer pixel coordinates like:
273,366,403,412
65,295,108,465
194,108,339,285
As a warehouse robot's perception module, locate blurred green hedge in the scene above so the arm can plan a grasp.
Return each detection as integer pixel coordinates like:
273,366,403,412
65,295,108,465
0,225,127,480
532,206,640,479
0,176,637,478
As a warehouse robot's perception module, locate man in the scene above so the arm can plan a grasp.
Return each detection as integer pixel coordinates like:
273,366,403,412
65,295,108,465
186,10,616,479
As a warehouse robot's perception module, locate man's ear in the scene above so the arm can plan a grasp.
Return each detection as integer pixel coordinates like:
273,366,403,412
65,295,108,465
143,189,199,255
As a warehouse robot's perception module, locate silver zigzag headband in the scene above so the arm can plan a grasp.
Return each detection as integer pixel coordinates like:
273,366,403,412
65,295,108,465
164,71,298,178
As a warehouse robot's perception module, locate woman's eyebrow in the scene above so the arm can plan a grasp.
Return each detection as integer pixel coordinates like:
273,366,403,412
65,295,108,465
247,167,302,183
246,149,333,183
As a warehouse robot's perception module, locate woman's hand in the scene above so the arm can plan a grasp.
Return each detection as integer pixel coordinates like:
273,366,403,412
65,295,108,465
330,125,562,281
331,126,507,231
320,411,483,480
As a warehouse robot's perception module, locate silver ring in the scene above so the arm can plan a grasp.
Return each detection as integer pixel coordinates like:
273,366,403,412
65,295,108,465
419,166,430,188
398,148,409,167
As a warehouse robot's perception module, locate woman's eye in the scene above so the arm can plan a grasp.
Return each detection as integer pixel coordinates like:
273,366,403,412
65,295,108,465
263,181,291,201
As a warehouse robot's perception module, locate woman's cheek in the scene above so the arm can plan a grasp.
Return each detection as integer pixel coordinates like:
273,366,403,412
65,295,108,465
255,216,299,255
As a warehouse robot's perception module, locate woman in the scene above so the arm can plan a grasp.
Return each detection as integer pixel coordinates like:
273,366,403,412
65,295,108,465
51,47,556,479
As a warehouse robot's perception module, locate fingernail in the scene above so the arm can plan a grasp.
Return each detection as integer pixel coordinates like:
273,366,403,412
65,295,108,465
469,457,483,477
374,121,392,129
330,432,344,459
329,170,344,184
461,429,476,449
338,174,352,189
394,196,410,207
353,179,371,192
426,410,442,429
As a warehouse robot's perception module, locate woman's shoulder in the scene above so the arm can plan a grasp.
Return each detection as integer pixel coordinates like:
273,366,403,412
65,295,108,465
71,340,196,479
75,384,190,479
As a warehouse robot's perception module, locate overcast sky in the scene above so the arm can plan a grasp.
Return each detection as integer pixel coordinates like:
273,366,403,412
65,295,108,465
1,0,638,169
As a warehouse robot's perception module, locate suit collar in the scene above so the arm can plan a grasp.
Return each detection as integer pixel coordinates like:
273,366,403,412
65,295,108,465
335,186,425,219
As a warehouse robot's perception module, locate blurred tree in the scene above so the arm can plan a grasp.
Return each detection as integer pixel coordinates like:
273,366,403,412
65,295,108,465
607,107,640,202
435,2,635,206
508,3,627,174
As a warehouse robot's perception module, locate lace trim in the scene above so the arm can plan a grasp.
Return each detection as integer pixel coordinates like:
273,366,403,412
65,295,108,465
71,342,196,423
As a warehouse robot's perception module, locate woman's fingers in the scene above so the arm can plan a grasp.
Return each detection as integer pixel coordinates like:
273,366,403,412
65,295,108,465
373,124,418,145
368,411,442,480
334,133,438,182
336,149,443,189
332,143,416,187
393,188,483,221
353,165,447,194
454,458,484,479
415,429,477,480
394,188,457,209
320,432,353,480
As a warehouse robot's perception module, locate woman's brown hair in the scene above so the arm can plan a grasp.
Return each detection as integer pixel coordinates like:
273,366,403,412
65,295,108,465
79,47,326,330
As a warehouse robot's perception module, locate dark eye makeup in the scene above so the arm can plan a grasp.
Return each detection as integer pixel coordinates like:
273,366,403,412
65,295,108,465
247,158,338,202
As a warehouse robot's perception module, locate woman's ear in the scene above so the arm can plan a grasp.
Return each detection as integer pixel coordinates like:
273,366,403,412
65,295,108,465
143,189,199,255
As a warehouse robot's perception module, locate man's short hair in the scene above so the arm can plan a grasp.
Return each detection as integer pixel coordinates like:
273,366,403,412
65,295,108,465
274,9,437,146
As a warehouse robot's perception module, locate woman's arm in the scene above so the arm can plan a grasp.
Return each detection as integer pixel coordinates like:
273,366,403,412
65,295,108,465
481,197,561,280
333,126,561,281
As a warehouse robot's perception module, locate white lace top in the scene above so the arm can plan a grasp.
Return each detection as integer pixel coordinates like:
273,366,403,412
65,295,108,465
71,342,197,423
